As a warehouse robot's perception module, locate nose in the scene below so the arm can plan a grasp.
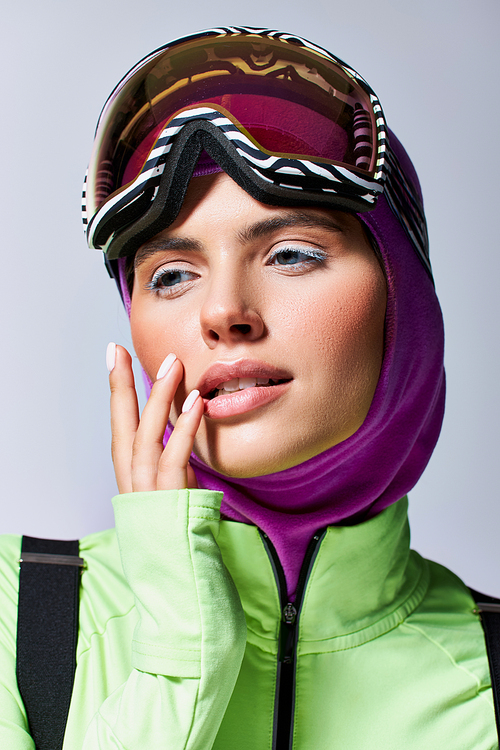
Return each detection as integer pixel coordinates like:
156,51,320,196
200,270,265,348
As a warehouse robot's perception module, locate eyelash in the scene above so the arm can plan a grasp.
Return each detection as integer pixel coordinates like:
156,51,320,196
267,246,328,268
144,246,327,294
145,267,197,295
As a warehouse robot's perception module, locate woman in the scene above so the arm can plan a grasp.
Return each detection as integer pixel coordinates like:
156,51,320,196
1,26,496,749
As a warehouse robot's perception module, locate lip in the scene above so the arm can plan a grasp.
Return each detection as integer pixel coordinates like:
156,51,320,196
197,359,293,397
197,359,293,420
204,381,291,419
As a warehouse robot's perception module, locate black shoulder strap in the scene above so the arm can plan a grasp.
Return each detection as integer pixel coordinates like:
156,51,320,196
16,536,84,750
470,587,500,740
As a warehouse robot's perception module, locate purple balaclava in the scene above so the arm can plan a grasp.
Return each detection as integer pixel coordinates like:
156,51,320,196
118,132,445,600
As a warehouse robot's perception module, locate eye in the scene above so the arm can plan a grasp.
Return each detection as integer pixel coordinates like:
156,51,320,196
268,246,327,267
145,267,197,294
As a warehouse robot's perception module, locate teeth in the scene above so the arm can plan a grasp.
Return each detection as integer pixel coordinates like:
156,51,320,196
220,378,239,392
238,377,257,389
213,376,271,396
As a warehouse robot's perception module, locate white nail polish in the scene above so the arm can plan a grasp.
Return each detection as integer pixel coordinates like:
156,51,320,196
106,342,116,373
182,389,200,413
156,353,176,380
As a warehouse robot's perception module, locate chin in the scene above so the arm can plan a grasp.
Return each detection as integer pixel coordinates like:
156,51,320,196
193,434,340,479
193,436,297,478
193,417,367,478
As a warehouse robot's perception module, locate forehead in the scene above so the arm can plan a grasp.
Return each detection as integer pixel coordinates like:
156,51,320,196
167,171,360,228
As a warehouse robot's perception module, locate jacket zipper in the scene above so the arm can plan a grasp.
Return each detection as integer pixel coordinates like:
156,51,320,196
260,529,327,750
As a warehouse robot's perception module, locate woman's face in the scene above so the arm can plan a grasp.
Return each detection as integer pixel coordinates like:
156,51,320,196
130,172,387,477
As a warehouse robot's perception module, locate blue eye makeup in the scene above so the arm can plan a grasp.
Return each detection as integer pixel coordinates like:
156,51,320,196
145,267,196,293
142,244,327,296
268,247,328,267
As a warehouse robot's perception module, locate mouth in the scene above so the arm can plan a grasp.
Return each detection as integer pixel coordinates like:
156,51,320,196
206,376,291,400
198,360,293,419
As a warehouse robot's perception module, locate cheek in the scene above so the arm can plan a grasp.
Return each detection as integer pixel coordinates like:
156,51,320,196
295,270,386,395
130,301,197,381
291,271,384,349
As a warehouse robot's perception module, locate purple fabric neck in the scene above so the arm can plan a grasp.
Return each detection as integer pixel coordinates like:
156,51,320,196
118,135,445,600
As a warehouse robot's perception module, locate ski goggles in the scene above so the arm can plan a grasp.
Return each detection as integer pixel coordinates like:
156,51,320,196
83,27,430,277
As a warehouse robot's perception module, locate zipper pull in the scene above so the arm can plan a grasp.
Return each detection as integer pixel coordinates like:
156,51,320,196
283,603,297,625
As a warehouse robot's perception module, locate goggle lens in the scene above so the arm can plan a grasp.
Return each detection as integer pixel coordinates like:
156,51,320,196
86,34,380,219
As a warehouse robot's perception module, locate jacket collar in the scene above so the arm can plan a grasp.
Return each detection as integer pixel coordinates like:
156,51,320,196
217,497,429,649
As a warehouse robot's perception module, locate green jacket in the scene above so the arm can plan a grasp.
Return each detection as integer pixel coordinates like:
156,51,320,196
0,491,496,748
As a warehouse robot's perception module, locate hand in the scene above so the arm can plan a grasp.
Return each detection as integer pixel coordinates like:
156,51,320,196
107,344,204,493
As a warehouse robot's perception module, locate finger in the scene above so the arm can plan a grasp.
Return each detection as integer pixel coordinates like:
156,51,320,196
131,354,183,491
156,390,204,490
108,343,140,494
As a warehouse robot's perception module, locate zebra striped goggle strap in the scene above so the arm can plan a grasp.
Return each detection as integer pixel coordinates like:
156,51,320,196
83,28,388,252
84,104,388,255
383,147,431,278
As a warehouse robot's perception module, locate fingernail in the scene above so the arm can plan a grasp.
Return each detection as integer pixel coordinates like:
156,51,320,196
106,342,116,373
182,389,200,413
156,353,177,380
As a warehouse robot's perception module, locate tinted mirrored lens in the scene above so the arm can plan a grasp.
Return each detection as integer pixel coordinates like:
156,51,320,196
86,34,378,219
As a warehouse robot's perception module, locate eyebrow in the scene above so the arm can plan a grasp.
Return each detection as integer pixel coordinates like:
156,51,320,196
237,211,345,244
134,210,346,269
134,237,203,269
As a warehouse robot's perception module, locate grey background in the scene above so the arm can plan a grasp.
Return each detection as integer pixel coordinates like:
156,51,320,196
1,1,499,592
